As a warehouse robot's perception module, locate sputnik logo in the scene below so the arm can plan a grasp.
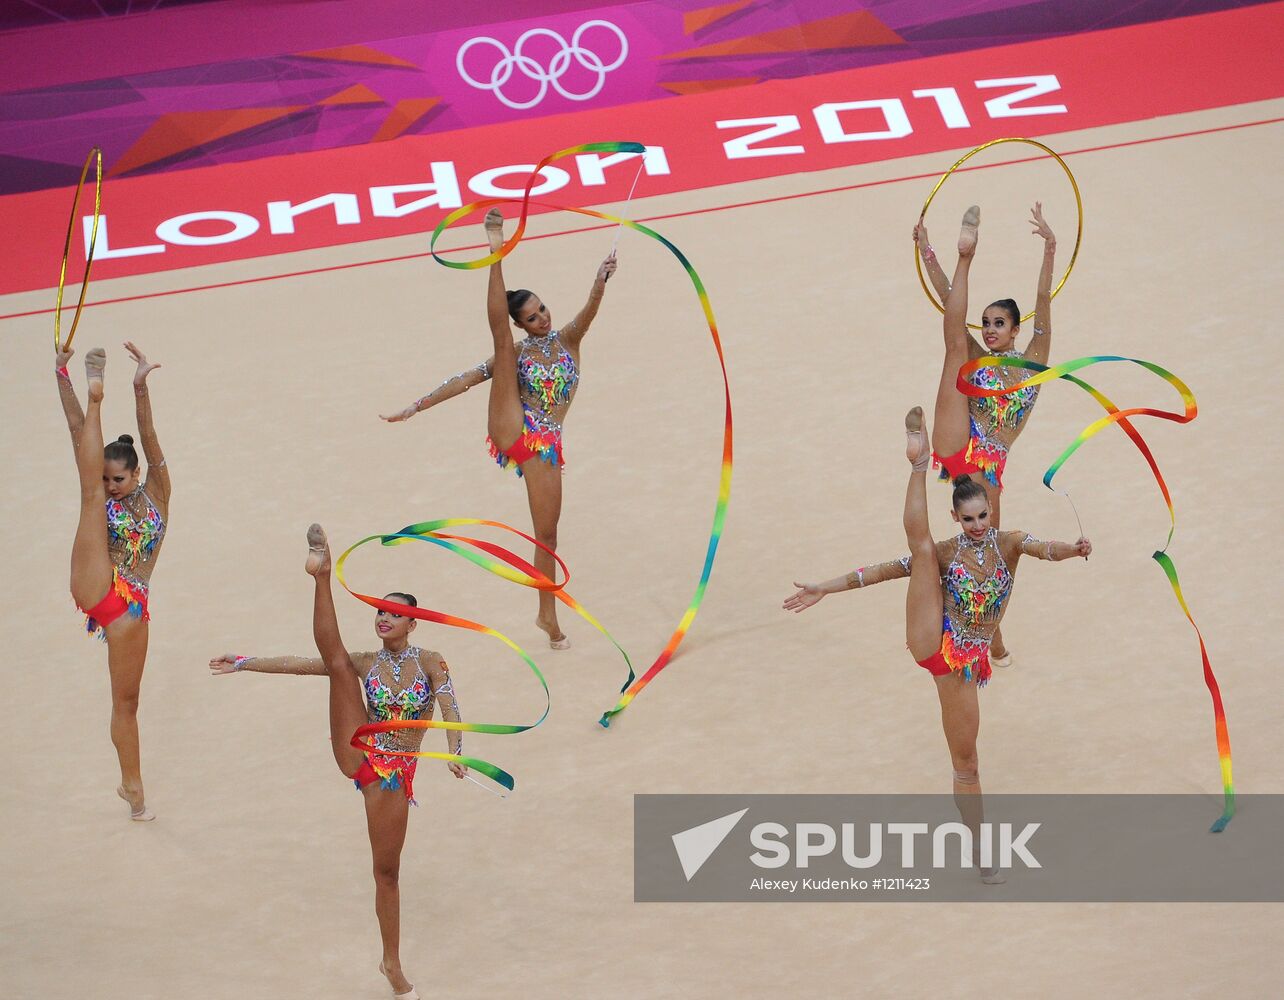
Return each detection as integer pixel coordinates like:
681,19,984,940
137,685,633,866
671,808,748,881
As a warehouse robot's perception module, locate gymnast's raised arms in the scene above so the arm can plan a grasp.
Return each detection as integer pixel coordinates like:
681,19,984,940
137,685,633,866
125,341,170,506
914,219,952,303
560,252,618,349
54,343,86,449
1024,202,1056,367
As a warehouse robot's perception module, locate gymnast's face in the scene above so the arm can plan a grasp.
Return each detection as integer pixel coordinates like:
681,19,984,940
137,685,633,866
375,598,417,644
103,459,140,501
981,305,1019,352
513,295,552,337
951,497,991,540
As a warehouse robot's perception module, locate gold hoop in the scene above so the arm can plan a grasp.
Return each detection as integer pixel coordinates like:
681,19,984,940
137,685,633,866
54,147,103,351
915,137,1083,330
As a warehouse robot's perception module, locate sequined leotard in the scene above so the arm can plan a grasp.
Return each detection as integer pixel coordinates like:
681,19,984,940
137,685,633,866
849,529,1055,685
359,646,462,802
83,484,167,638
488,330,580,475
937,349,1040,488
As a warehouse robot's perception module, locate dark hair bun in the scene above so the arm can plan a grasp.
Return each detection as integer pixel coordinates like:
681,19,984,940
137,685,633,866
952,475,971,487
117,434,135,445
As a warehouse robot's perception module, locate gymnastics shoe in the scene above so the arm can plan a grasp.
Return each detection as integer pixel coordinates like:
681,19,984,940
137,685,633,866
117,785,155,822
959,205,980,255
905,407,931,472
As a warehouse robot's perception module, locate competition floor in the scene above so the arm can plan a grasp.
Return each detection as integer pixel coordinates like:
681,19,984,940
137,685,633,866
3,100,1282,998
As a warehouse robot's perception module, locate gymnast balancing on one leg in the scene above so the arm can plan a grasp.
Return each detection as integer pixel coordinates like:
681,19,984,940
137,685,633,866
783,409,1089,880
209,525,466,1000
55,341,169,822
913,203,1057,665
382,207,617,651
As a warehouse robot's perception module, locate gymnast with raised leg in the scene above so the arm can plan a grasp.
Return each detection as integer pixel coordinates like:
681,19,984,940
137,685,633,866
209,525,466,1000
783,409,1089,881
56,341,169,822
382,207,617,650
913,203,1057,666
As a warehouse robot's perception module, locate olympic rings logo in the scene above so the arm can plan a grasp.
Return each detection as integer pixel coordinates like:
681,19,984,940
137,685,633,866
456,20,629,110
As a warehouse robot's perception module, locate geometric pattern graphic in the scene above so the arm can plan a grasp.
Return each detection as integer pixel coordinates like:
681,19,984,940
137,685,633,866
661,11,905,60
0,0,1265,195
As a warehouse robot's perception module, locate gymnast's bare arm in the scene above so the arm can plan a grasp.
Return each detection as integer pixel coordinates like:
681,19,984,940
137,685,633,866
381,356,495,423
125,341,170,506
54,345,85,450
782,545,948,613
1023,202,1057,367
999,530,1090,567
913,219,952,302
209,651,376,676
560,253,618,349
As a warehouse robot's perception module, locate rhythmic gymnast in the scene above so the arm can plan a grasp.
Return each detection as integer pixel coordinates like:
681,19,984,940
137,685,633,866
210,525,466,1000
383,207,617,650
913,203,1057,665
783,409,1089,880
56,341,168,822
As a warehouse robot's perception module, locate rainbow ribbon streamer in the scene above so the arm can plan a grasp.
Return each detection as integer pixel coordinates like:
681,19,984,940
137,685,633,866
429,142,732,727
336,518,636,792
958,354,1233,831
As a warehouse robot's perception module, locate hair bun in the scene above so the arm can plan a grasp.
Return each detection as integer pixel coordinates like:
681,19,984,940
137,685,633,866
952,475,971,487
117,434,135,445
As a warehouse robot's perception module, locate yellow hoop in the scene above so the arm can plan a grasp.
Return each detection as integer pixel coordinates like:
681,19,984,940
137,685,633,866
54,147,103,352
915,137,1083,330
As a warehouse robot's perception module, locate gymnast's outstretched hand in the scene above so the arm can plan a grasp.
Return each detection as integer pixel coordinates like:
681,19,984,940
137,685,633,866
381,403,420,423
208,654,240,675
783,581,826,613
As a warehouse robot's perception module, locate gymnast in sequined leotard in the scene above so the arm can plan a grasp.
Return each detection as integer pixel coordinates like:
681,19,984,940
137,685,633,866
912,202,1058,664
381,207,618,650
913,203,1057,501
55,341,170,822
210,525,465,1000
784,409,1090,881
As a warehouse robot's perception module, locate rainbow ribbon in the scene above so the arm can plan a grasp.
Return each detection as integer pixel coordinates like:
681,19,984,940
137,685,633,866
429,142,732,727
335,518,637,792
958,354,1233,831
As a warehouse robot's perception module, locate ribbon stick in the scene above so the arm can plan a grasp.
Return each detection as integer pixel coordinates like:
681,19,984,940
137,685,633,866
958,354,1233,830
610,155,646,257
54,147,103,351
428,142,732,728
336,518,638,791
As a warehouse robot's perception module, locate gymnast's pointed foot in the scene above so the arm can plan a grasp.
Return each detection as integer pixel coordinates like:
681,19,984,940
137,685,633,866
958,205,980,257
305,523,331,576
905,406,931,472
980,867,1007,885
379,960,417,999
537,615,570,650
85,347,106,402
117,783,155,822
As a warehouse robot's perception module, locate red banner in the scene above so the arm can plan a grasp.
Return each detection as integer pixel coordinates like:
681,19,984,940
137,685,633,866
2,2,1280,297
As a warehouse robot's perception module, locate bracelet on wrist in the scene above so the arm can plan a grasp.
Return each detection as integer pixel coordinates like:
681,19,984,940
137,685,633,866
56,366,70,380
233,655,253,671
